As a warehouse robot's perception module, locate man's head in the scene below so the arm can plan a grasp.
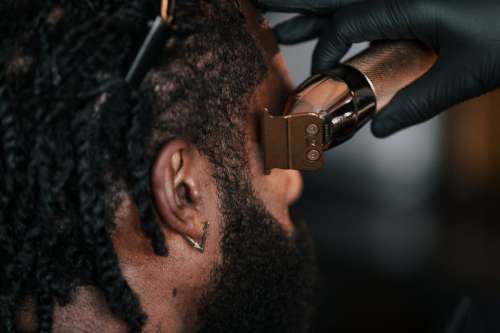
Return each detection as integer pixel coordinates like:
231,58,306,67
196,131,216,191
0,0,316,332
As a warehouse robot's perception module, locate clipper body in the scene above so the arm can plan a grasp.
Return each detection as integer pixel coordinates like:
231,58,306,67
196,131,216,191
261,41,437,173
262,65,376,172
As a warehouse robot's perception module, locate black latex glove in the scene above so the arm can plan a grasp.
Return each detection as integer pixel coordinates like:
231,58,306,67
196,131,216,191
259,0,500,137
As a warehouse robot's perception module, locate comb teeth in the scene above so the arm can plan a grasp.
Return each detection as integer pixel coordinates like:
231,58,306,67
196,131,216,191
126,17,171,86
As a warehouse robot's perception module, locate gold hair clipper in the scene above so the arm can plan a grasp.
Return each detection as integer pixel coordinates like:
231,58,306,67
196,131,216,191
261,41,437,173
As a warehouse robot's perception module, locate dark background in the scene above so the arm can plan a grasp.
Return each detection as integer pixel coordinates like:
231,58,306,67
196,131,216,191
267,13,500,333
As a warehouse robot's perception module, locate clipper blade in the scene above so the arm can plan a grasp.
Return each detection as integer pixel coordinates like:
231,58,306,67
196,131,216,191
261,109,324,174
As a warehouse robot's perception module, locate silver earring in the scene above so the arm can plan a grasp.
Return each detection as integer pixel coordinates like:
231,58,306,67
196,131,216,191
182,222,209,253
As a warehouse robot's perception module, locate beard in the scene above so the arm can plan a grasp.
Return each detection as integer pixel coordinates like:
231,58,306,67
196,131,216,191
195,164,317,333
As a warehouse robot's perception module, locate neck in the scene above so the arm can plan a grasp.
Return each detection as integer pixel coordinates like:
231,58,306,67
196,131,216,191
16,287,128,333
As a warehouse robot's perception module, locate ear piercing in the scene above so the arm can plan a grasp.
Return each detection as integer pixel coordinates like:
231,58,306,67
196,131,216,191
182,222,209,253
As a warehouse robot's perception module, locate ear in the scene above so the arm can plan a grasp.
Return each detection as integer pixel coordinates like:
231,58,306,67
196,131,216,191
151,139,205,240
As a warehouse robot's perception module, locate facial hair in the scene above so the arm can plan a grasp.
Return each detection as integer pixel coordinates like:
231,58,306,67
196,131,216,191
195,168,317,333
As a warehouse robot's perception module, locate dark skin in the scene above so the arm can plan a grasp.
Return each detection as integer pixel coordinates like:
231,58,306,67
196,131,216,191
16,1,303,332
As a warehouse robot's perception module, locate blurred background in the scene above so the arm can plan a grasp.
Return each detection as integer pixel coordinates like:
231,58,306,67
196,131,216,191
267,13,500,333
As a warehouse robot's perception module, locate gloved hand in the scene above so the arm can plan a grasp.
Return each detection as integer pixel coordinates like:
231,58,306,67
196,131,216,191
259,0,500,137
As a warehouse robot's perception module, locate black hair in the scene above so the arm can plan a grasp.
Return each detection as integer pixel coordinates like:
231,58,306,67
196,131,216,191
0,0,266,332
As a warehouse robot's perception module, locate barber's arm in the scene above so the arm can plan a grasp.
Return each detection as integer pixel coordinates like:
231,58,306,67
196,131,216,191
259,0,500,137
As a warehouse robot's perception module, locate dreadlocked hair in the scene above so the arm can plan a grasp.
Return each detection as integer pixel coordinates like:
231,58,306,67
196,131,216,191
0,0,267,331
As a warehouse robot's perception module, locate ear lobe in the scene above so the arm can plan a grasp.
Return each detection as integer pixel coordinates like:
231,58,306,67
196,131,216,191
151,140,205,240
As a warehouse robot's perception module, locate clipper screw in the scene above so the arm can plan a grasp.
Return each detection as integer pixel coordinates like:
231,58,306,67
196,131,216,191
307,149,321,162
306,124,319,136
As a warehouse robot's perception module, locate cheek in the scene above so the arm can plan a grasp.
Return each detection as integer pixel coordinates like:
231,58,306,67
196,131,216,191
246,131,294,233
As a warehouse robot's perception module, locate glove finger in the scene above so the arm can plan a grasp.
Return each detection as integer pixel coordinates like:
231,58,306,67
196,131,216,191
371,61,460,137
274,15,328,44
312,2,415,73
258,0,366,15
